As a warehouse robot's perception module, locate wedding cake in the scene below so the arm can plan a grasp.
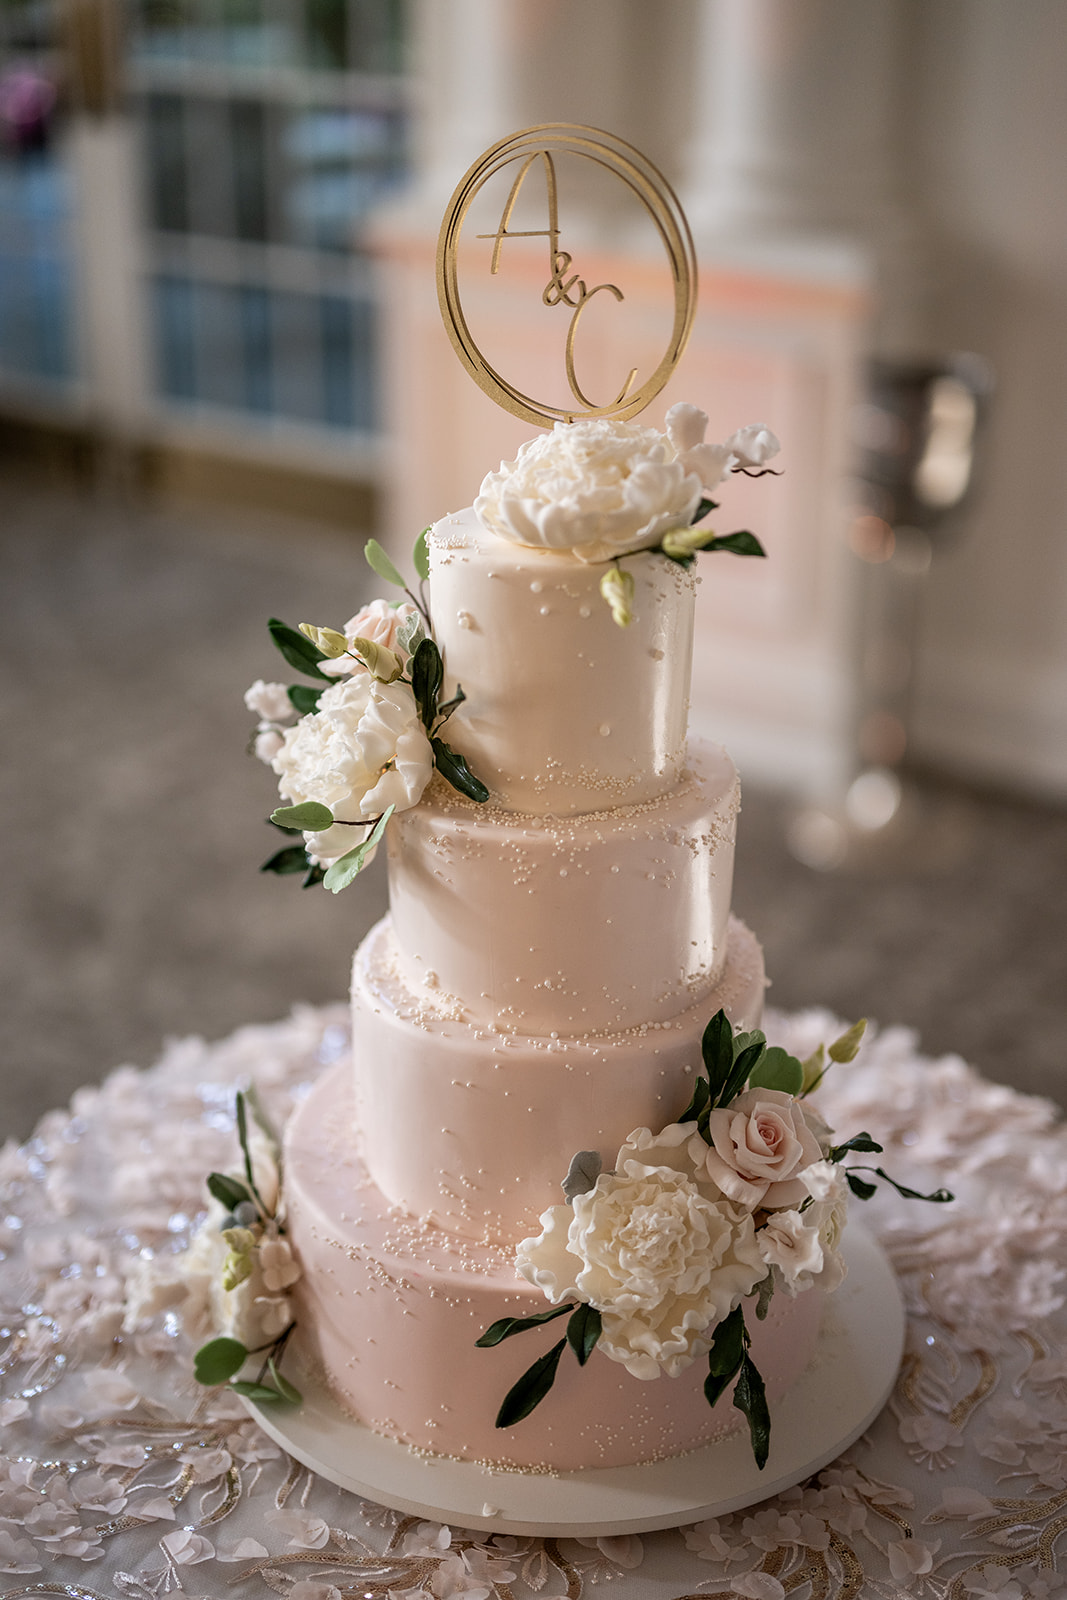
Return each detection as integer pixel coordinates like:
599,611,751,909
273,407,846,1470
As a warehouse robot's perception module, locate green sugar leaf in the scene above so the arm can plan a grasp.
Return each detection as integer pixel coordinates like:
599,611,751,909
270,802,334,832
302,863,326,889
364,538,406,589
704,530,766,558
476,1301,573,1347
733,1352,771,1469
260,845,309,876
701,1010,735,1104
288,684,323,715
748,1045,804,1097
846,1171,878,1201
411,637,443,730
432,738,490,803
677,1073,710,1131
871,1167,955,1204
828,1132,884,1161
412,527,431,581
717,1037,767,1110
495,1337,567,1428
206,1171,255,1212
267,1357,303,1404
268,618,330,681
704,1306,746,1407
566,1303,602,1366
230,1380,287,1402
690,496,719,524
194,1337,247,1386
322,805,394,894
754,1273,776,1322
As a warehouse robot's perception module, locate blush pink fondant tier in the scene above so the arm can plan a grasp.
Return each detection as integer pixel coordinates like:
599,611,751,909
350,915,766,1244
386,741,739,1035
285,1062,824,1472
429,510,698,816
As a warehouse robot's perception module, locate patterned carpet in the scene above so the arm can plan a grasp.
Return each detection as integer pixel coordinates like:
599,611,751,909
3,469,1065,1142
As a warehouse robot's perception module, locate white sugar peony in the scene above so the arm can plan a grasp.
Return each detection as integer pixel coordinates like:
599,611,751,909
517,1121,764,1378
271,674,433,864
475,405,779,563
319,599,420,678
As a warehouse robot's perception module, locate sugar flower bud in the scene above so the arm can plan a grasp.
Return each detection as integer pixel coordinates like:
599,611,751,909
828,1018,867,1063
244,679,293,723
661,525,712,560
600,566,635,628
800,1042,826,1094
727,423,781,469
220,1227,257,1292
298,623,350,658
351,636,403,684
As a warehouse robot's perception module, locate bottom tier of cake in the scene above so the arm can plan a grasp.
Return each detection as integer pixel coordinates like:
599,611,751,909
285,1064,824,1472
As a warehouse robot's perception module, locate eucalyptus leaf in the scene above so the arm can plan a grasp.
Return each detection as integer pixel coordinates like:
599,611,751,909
260,845,309,876
748,1045,804,1096
476,1301,573,1347
270,801,334,832
267,1357,302,1404
288,684,323,715
562,1150,602,1203
733,1352,771,1469
705,530,767,558
268,618,330,681
566,1303,602,1366
412,527,431,581
494,1337,567,1428
754,1273,776,1322
432,738,490,802
411,637,443,730
322,805,395,894
193,1337,247,1386
230,1381,287,1402
206,1172,255,1212
364,538,406,589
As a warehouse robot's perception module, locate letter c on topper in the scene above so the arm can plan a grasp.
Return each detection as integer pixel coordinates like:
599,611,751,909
436,124,698,429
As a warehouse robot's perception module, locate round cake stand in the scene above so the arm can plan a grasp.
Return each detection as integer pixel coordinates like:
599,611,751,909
240,1223,904,1538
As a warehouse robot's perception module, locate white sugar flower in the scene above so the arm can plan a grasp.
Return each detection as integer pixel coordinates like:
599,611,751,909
271,674,432,865
756,1207,825,1290
253,726,285,764
244,679,294,723
727,422,780,469
517,1121,764,1378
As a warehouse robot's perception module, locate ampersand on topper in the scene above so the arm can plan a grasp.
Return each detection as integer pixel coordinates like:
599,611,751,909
436,124,697,429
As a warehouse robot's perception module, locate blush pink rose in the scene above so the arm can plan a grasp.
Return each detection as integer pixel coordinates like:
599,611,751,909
320,599,419,677
692,1088,823,1210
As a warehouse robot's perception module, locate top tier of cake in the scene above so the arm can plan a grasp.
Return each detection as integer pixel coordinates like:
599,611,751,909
429,508,697,818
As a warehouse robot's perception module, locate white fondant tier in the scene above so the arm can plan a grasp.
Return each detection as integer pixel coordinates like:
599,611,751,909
285,1062,823,1472
350,914,766,1243
387,742,739,1035
429,509,697,816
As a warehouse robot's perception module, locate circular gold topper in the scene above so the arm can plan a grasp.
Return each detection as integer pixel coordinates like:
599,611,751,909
436,123,697,429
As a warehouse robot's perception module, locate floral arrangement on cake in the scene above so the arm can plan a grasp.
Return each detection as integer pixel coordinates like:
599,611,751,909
477,1011,951,1468
244,404,780,891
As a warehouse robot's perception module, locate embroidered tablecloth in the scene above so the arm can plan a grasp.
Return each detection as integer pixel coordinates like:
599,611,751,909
1,1006,1064,1600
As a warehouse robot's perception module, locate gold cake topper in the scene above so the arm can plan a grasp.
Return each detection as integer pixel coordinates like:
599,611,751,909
436,124,697,428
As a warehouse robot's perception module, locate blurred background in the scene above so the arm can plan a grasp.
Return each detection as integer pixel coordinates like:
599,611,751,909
3,0,1066,1139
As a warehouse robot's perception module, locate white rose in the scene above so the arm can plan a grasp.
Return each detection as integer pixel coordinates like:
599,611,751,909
475,415,705,563
756,1208,825,1292
271,674,433,863
694,1088,824,1211
244,680,294,722
320,599,420,678
517,1121,764,1379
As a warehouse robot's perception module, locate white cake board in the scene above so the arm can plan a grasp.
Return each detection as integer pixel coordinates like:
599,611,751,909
241,1223,904,1537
